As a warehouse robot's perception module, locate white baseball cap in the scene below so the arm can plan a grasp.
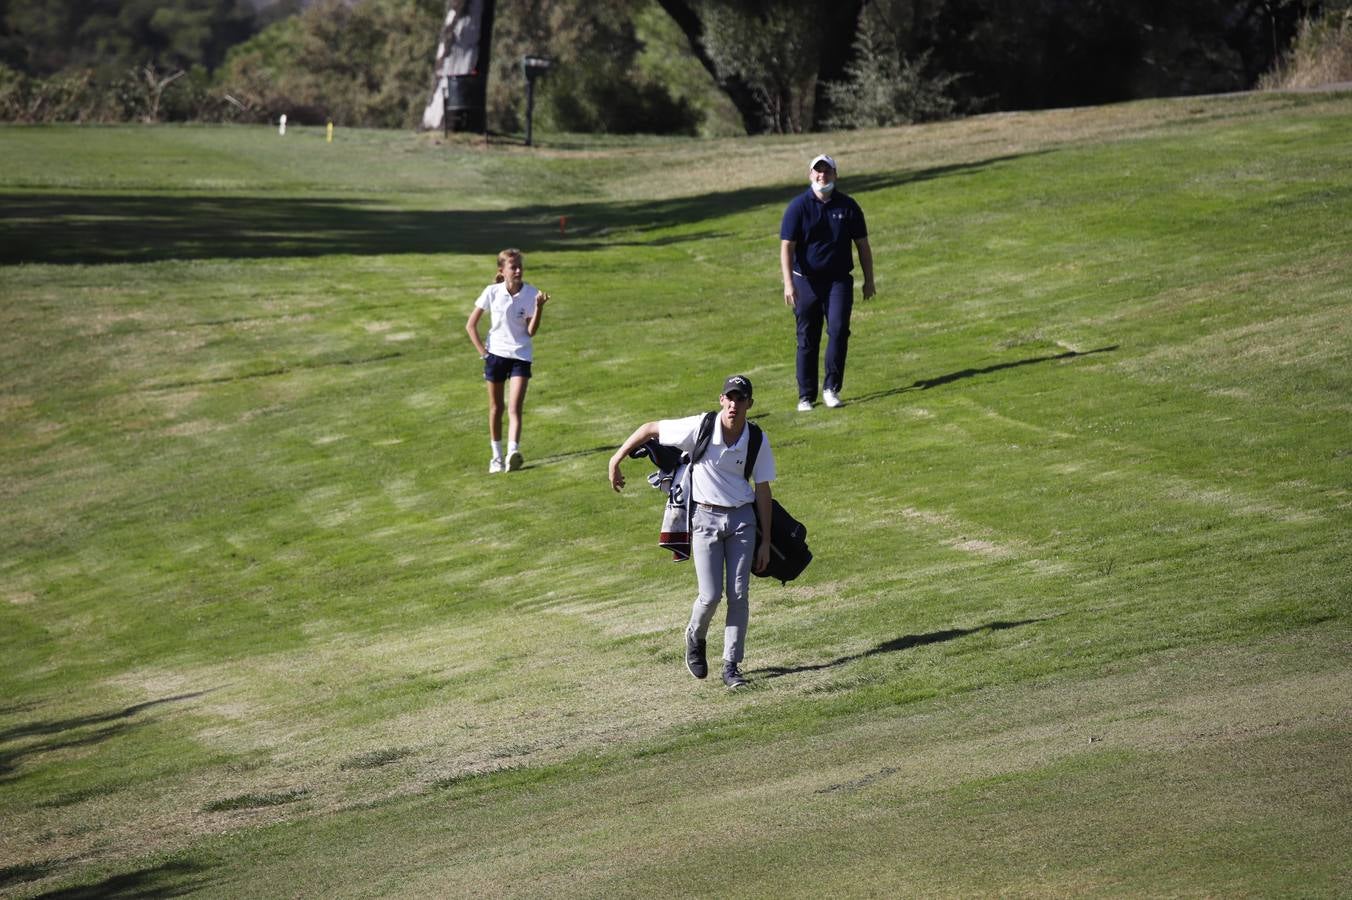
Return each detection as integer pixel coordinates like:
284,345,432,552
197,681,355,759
810,154,837,172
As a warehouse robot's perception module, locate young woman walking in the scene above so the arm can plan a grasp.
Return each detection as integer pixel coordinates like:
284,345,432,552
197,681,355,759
465,248,550,473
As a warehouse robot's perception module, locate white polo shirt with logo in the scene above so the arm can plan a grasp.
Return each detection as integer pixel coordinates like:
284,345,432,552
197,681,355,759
474,282,540,361
658,414,776,508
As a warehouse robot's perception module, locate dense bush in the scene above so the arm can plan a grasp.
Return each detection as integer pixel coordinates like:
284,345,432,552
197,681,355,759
532,10,700,135
486,0,705,136
214,0,443,127
540,66,701,135
1261,3,1352,89
821,5,957,130
0,64,135,122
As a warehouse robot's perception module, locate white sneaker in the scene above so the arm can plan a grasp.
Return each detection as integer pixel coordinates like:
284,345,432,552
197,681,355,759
823,389,843,408
488,456,505,474
506,450,523,472
797,399,813,412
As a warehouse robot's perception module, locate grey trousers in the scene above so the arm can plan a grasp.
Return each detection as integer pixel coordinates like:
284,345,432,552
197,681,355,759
687,503,756,664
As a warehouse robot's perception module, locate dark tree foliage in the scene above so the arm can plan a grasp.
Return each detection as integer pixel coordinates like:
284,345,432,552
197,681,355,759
0,0,1327,129
656,0,866,134
655,0,1318,128
215,0,444,127
486,0,702,135
912,0,1316,111
822,4,957,130
0,0,258,76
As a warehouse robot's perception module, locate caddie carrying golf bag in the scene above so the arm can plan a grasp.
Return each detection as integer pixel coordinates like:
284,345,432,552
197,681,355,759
630,412,812,583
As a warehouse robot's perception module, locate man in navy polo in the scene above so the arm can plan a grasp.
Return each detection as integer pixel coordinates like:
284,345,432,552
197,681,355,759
780,153,876,410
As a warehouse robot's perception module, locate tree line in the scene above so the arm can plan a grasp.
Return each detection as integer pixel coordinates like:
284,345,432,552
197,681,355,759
0,0,1339,131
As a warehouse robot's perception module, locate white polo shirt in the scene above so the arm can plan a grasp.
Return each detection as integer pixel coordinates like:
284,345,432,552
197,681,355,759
474,282,540,361
658,414,775,508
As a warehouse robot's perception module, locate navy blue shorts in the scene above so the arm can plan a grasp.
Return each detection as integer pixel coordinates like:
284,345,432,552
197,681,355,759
483,353,532,382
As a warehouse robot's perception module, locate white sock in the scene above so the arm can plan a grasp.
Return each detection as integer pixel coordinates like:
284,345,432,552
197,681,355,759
508,441,520,454
491,440,503,459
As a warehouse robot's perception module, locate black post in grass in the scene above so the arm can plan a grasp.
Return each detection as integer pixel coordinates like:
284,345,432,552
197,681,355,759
522,55,552,147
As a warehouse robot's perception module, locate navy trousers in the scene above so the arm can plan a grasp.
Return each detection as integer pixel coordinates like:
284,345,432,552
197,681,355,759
793,273,854,402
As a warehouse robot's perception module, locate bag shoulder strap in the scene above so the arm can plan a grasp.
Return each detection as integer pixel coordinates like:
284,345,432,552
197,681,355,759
690,411,718,463
744,422,763,481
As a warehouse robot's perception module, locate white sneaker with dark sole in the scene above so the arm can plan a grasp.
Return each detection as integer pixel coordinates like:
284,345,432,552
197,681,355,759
506,450,523,471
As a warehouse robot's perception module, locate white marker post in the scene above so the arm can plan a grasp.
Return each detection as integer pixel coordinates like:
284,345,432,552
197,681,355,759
279,113,287,136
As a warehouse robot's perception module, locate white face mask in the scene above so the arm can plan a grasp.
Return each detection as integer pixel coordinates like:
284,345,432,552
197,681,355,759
813,179,835,193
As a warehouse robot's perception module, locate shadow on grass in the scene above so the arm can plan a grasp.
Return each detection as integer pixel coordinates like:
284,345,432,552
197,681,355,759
31,860,214,899
0,691,214,782
0,700,42,717
849,345,1120,404
1,859,66,892
752,618,1044,681
529,444,618,468
0,691,213,744
0,156,1029,266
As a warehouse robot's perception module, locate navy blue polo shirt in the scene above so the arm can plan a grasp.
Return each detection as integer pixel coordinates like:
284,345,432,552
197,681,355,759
779,188,868,280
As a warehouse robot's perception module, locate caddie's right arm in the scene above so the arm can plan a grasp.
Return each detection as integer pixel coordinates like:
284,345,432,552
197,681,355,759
608,422,660,492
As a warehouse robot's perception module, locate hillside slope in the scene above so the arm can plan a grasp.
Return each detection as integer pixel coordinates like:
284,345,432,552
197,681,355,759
1,92,1349,896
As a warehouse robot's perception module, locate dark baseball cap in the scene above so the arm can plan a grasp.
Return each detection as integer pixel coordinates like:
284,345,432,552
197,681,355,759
721,374,753,400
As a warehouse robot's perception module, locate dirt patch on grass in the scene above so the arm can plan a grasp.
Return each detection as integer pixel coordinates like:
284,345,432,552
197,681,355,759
0,392,34,416
162,419,218,437
899,506,1023,559
1076,464,1322,524
143,387,202,419
949,538,1015,559
778,580,847,602
66,308,155,336
1129,306,1350,379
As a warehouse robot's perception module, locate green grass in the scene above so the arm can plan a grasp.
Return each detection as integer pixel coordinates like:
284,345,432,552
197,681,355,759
2,90,1350,897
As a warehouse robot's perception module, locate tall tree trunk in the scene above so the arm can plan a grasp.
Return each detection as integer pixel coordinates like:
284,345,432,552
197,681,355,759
656,0,865,133
654,0,770,134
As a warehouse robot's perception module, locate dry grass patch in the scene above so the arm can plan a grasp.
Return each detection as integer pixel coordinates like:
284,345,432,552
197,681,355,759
1123,306,1351,402
896,506,1025,559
